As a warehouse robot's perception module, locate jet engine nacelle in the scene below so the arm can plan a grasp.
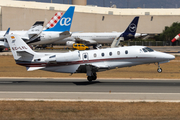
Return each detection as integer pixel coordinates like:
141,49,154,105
66,41,75,47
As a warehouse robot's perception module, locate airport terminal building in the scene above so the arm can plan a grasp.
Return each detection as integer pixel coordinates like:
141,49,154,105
1,0,180,34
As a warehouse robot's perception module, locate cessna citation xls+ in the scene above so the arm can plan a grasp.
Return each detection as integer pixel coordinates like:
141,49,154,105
6,34,175,81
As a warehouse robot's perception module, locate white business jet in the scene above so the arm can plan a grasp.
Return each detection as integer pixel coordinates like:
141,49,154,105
6,33,175,82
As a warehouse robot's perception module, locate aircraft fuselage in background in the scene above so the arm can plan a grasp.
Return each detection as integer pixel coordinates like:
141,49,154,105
54,32,143,45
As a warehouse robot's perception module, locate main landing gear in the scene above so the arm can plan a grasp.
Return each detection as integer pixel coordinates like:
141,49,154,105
76,65,98,82
157,63,162,73
87,72,97,82
86,65,97,82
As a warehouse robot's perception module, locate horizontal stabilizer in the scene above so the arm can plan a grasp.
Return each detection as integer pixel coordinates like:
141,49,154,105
17,51,34,57
26,67,45,71
60,31,70,36
75,38,97,44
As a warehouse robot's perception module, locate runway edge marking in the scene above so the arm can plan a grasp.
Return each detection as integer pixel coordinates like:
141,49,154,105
0,99,180,103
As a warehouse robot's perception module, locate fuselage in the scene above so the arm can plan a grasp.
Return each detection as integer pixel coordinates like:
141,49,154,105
53,32,143,45
0,31,27,48
0,31,27,38
29,31,70,45
16,46,175,73
0,30,70,46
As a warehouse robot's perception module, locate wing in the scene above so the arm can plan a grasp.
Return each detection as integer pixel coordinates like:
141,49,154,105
76,64,109,73
75,37,97,44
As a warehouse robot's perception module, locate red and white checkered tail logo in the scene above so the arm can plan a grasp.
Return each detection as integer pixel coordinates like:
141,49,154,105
45,12,63,29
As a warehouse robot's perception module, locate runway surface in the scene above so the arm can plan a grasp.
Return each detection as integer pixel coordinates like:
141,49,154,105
0,78,180,102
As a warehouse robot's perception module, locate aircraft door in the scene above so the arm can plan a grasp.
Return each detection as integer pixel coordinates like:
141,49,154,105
82,52,89,62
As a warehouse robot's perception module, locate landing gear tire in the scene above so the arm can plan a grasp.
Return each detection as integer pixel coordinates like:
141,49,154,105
87,76,93,82
87,76,97,82
92,76,97,80
157,68,162,73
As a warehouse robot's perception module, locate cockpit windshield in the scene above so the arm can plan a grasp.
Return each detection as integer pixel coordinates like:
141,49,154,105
142,47,154,52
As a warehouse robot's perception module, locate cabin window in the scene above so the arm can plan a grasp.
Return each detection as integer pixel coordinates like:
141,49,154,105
117,51,120,55
125,50,128,54
84,54,87,58
109,52,112,56
94,53,97,57
101,53,105,57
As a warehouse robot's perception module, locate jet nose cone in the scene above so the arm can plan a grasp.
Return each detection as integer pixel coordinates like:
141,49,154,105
169,54,175,60
164,53,175,60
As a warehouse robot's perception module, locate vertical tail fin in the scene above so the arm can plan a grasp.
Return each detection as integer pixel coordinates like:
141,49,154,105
23,21,44,41
6,33,36,61
44,12,63,30
44,6,75,32
120,16,139,39
4,28,10,37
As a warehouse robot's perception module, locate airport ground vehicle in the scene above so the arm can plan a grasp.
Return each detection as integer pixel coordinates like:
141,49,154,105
73,43,89,50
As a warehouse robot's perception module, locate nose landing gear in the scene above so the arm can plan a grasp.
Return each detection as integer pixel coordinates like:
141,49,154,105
157,68,162,73
157,63,162,73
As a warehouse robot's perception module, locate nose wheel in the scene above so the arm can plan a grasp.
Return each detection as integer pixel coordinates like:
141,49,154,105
157,68,162,73
157,63,162,73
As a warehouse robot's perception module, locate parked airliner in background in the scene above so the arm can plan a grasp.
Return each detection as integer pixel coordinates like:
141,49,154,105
6,32,175,82
52,16,146,48
0,6,75,51
0,21,44,51
28,6,75,45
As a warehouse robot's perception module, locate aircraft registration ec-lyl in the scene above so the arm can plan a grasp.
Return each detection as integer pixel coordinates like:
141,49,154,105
6,33,175,82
